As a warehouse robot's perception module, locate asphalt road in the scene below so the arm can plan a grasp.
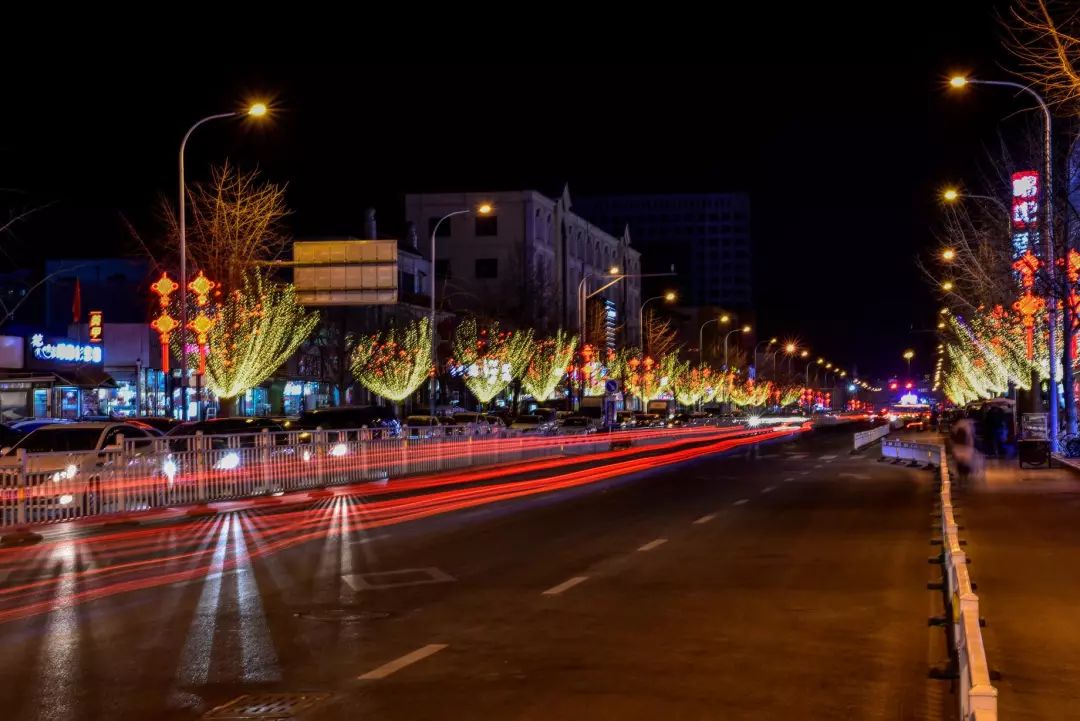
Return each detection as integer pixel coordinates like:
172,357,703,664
958,457,1080,719
0,427,950,721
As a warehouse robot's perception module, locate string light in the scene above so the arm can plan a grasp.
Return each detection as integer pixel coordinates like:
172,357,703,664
351,317,433,402
451,318,533,404
522,330,578,401
185,271,319,402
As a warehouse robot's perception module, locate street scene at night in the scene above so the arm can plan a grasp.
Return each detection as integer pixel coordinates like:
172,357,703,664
2,6,1080,720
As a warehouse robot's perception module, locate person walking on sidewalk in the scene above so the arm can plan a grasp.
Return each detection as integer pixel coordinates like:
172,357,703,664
951,417,979,485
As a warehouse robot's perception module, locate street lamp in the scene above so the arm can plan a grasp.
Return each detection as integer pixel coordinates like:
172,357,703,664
639,291,676,355
941,280,954,292
754,337,778,377
950,74,1060,445
942,249,956,261
903,349,915,376
722,325,751,370
699,317,720,365
429,203,493,415
178,102,268,419
942,187,1010,222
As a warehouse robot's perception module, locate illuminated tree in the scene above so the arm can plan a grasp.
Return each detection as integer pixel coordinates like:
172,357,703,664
779,386,803,407
179,271,319,416
670,363,715,407
616,353,682,402
350,317,432,408
522,330,578,401
729,379,772,409
451,318,533,406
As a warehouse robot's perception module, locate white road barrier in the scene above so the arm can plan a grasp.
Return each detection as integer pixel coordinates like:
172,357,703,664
0,421,805,532
881,438,942,467
853,424,890,450
939,445,998,720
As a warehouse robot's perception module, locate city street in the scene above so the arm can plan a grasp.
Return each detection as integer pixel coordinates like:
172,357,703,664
0,427,951,720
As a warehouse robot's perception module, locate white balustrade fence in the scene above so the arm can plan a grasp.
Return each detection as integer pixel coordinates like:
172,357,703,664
0,421,779,532
853,423,890,450
939,444,998,721
881,438,942,467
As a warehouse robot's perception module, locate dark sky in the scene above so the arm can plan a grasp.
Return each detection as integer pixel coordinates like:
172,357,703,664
1,9,1022,379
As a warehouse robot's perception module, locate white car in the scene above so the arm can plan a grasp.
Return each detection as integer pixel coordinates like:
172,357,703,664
510,415,556,434
0,422,160,517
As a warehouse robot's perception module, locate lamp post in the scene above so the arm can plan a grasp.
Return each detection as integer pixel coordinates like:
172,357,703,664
754,337,777,378
942,188,1011,225
178,102,267,420
699,315,729,365
429,204,493,416
723,325,751,371
639,292,676,356
950,74,1060,447
903,349,914,378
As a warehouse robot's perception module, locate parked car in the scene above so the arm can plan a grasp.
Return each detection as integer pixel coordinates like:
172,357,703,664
557,416,597,434
296,405,400,435
632,412,665,428
510,414,555,434
10,418,72,435
129,416,183,434
166,417,288,450
615,411,637,429
0,423,23,449
0,422,162,514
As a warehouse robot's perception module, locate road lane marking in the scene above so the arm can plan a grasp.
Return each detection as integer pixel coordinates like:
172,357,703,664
637,538,668,552
733,498,749,506
783,477,795,482
820,455,837,460
542,576,589,595
761,486,774,494
359,644,448,680
800,471,810,475
838,472,872,480
693,513,717,525
813,464,824,469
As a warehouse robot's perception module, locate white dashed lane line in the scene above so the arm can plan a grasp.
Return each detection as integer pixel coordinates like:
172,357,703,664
820,455,837,460
760,486,774,494
542,576,589,596
732,498,749,506
783,477,795,482
637,538,668,552
692,513,717,525
359,644,448,680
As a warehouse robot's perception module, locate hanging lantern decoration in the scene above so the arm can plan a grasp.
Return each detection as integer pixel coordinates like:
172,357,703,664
188,270,216,307
187,312,215,375
150,272,180,372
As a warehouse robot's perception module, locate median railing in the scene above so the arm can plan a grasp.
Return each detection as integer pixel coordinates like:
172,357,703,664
0,421,802,531
853,423,889,451
938,443,998,720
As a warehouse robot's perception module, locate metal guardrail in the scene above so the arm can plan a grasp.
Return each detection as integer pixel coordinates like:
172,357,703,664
881,438,942,467
938,445,998,720
853,424,889,451
0,420,788,532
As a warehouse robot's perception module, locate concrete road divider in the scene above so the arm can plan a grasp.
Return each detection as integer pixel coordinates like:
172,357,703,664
881,439,941,468
853,424,889,451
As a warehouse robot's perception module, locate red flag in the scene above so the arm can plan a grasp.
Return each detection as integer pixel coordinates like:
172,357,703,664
72,279,82,324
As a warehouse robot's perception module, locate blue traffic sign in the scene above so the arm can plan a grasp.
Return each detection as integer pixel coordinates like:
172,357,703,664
605,379,620,394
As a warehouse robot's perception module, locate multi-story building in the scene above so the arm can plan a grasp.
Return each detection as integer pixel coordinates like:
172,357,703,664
574,193,752,309
404,187,642,346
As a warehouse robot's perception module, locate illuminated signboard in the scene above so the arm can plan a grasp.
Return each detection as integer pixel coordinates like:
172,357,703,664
88,310,103,343
29,334,102,364
1011,170,1039,233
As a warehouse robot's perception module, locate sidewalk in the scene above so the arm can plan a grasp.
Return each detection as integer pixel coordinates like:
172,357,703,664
957,453,1080,717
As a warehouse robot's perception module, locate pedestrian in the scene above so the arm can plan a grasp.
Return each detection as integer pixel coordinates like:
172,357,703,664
951,418,976,485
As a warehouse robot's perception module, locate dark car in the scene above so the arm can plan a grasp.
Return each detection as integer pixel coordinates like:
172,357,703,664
166,417,287,450
296,406,400,435
133,416,184,434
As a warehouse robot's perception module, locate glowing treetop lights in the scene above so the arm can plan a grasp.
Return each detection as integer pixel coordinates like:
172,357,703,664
351,317,433,403
522,330,578,401
451,318,533,405
193,271,320,404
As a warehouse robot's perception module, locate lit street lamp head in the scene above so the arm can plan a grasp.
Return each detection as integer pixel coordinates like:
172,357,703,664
664,292,676,301
942,249,956,261
719,314,730,324
785,343,796,354
769,337,777,344
942,280,954,291
741,325,751,333
949,76,968,88
608,266,620,275
248,102,268,117
477,203,493,215
903,350,915,361
943,188,959,202
800,350,809,358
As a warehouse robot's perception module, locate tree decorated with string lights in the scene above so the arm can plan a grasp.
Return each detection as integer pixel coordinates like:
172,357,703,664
451,318,533,406
181,271,319,416
350,317,432,408
729,379,773,409
522,330,577,401
779,385,803,407
670,363,714,407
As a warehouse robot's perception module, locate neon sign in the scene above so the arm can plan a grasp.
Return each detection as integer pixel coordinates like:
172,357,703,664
30,334,102,364
1011,170,1039,233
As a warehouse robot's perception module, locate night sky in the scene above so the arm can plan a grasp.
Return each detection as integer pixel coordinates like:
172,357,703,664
1,8,1023,380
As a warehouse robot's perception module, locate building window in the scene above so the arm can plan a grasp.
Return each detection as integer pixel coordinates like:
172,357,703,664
475,258,498,278
475,215,498,236
435,259,451,278
400,271,416,294
429,217,452,237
